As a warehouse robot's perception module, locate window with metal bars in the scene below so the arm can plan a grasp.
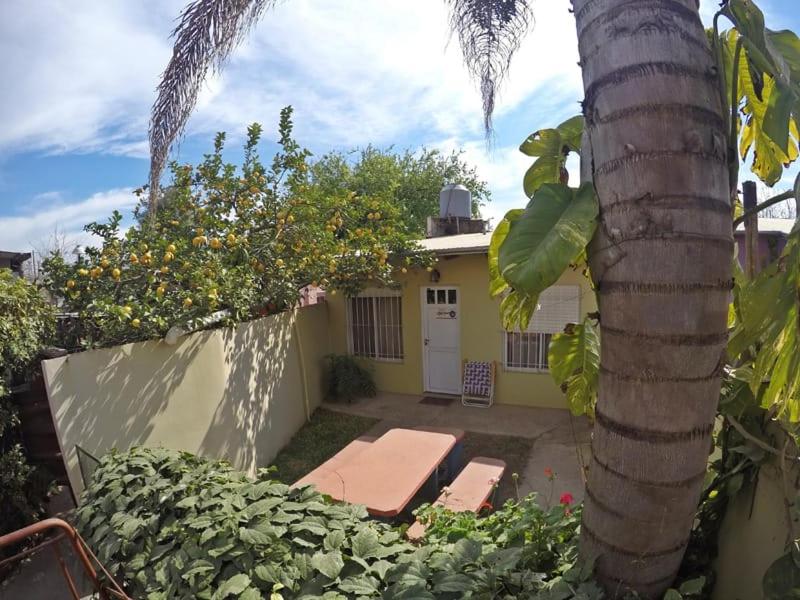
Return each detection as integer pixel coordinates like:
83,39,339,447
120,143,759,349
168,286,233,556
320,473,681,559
504,331,553,371
347,293,403,361
503,285,580,372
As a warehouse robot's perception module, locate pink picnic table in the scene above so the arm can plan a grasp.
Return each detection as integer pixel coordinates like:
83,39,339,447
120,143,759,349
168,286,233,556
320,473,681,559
296,428,457,517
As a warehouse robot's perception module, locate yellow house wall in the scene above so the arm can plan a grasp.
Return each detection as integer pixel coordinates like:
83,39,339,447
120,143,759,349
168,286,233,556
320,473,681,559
327,253,595,408
41,304,330,498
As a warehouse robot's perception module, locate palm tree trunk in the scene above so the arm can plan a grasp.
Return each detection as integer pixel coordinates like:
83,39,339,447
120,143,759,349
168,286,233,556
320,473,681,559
572,0,732,597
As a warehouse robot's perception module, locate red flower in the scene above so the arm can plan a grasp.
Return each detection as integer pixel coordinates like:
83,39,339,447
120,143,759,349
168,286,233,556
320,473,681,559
544,467,554,479
560,492,574,506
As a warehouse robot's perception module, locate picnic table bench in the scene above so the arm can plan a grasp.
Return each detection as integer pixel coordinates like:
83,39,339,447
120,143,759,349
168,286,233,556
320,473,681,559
292,428,458,517
406,456,506,541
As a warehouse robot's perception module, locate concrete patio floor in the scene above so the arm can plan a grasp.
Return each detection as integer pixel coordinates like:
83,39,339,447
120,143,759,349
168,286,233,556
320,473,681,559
322,392,592,506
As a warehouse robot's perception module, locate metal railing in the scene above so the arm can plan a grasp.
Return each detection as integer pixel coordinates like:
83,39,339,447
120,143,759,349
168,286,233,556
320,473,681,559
0,518,131,600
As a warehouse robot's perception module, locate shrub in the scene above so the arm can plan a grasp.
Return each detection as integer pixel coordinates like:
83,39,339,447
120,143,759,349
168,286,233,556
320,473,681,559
42,108,434,350
0,270,56,545
325,354,377,403
77,447,605,599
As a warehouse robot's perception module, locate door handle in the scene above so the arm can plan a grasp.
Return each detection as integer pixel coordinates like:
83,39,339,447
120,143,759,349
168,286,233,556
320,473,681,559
424,338,430,345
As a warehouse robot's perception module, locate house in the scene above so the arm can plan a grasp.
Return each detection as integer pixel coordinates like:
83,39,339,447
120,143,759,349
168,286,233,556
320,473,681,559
0,250,31,276
734,217,794,270
326,186,596,409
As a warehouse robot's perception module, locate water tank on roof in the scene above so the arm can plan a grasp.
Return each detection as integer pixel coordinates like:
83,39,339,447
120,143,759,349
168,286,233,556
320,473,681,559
439,183,472,219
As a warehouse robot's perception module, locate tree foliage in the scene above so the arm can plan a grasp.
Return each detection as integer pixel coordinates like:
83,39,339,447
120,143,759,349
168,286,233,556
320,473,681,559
0,270,56,540
43,108,434,349
309,146,490,237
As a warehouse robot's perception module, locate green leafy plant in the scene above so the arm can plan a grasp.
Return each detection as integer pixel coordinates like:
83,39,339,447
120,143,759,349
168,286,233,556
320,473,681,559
77,447,612,599
548,317,600,418
325,354,377,403
0,270,57,549
43,108,434,350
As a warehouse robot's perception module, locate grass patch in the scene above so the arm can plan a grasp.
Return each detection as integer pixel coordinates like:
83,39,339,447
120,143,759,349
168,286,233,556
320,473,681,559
271,408,379,484
461,432,535,504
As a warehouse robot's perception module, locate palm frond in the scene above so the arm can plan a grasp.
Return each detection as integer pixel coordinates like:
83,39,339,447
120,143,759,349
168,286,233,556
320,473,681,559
446,0,533,136
148,0,276,210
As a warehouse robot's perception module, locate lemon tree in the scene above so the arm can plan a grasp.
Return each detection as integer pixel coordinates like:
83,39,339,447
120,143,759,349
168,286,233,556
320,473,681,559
43,107,434,348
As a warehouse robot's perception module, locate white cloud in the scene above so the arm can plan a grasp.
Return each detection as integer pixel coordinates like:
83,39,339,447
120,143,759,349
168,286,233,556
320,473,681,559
0,188,138,253
188,0,581,149
0,0,180,156
0,0,580,159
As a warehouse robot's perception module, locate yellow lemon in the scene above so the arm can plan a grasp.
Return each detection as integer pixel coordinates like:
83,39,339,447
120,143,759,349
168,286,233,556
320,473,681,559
111,268,121,280
66,279,76,289
166,244,177,253
183,297,193,308
131,318,141,328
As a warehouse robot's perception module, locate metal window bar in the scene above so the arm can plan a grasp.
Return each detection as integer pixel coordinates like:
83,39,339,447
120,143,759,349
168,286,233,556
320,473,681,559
505,332,551,371
348,295,403,361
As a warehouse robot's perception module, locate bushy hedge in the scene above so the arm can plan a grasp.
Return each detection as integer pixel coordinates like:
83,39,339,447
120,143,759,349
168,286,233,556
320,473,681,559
0,269,56,544
77,447,598,599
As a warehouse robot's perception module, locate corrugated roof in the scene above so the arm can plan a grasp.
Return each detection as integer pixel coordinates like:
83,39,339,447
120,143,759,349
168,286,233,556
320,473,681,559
735,217,795,234
417,232,493,255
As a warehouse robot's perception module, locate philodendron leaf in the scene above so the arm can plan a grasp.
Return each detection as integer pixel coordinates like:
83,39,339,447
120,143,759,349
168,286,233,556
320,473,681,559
548,318,600,418
520,116,583,198
763,551,800,599
499,289,539,332
739,62,800,185
488,209,523,298
498,183,598,298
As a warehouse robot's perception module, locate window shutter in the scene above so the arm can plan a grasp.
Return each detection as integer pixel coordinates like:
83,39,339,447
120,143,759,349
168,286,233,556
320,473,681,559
528,285,580,334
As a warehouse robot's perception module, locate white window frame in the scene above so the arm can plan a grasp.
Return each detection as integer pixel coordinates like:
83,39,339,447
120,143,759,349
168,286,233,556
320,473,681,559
346,288,404,362
502,285,580,373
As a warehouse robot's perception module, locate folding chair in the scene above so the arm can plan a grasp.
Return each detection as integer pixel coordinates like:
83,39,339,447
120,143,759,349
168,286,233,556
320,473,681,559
461,360,495,408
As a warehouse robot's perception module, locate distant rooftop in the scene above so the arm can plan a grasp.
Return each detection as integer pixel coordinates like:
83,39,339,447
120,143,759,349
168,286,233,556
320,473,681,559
735,217,795,235
417,232,492,255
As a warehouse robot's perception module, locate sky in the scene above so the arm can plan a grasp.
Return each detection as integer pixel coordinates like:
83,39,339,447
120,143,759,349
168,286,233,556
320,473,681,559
0,0,798,254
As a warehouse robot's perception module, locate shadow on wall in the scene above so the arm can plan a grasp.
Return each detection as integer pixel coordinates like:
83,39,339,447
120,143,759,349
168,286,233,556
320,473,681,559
199,314,294,476
44,334,206,482
42,305,331,496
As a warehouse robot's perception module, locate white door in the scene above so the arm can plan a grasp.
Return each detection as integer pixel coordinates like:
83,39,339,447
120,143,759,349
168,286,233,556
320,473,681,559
421,286,461,394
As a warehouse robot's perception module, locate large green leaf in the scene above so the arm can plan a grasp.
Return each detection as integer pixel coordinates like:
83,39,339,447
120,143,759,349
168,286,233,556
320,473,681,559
488,209,523,298
763,552,800,599
738,61,799,185
212,573,251,600
548,318,600,417
498,183,598,298
310,550,345,580
499,289,539,331
519,116,583,198
731,235,800,421
723,2,800,156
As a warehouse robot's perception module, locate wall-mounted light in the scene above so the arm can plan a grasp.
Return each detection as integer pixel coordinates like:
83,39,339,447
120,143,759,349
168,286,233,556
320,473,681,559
429,268,441,283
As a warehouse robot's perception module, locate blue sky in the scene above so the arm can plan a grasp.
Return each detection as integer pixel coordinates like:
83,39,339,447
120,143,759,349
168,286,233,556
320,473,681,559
0,0,798,253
